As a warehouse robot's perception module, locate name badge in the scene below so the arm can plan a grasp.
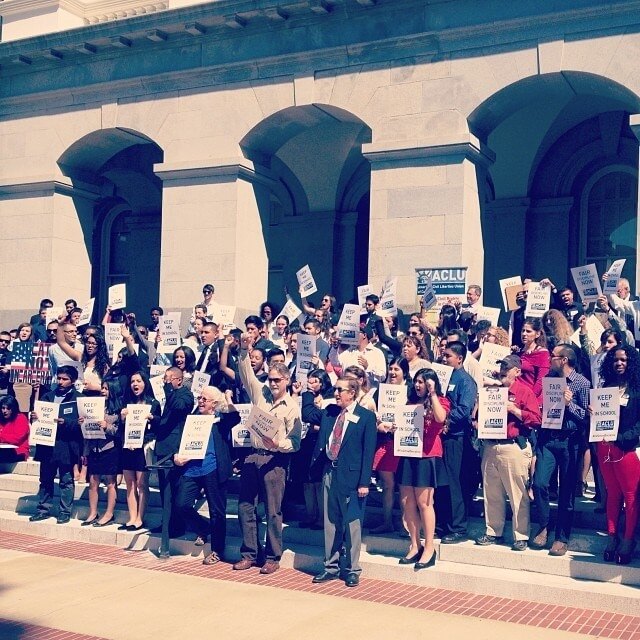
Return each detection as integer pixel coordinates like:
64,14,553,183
448,384,456,392
346,413,360,424
620,394,629,407
63,407,73,415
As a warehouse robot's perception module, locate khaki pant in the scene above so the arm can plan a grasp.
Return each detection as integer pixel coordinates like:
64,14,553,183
481,441,532,541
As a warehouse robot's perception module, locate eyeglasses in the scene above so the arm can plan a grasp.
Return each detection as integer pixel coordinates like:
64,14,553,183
203,289,213,295
334,386,351,393
268,377,284,383
0,339,9,344
197,396,215,402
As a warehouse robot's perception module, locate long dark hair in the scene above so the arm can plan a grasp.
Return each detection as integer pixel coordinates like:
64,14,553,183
387,356,410,383
307,368,333,398
408,368,443,404
81,333,110,378
173,346,196,374
103,378,123,415
600,345,640,392
122,370,156,405
438,305,458,338
0,396,19,423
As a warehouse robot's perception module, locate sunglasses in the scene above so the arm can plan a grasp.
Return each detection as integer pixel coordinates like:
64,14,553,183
0,339,9,344
268,377,284,383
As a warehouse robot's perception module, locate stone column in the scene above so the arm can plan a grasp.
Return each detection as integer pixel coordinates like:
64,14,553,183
627,114,640,289
363,134,494,308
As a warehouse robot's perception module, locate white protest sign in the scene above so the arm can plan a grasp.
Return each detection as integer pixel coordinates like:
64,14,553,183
477,386,508,439
428,362,454,395
124,403,151,448
108,283,127,310
478,343,511,381
524,282,551,318
570,314,604,349
104,323,123,363
499,276,522,312
336,303,360,346
158,312,181,353
379,276,398,317
149,375,166,410
297,335,317,376
216,305,236,335
231,404,253,448
421,277,437,311
378,384,407,423
149,364,168,378
589,387,620,443
603,259,626,295
296,264,318,297
357,285,373,312
474,306,501,326
191,371,211,402
393,405,424,457
45,307,64,326
77,298,95,327
281,298,303,324
570,264,602,303
30,401,59,446
77,396,106,440
541,378,566,429
245,404,283,442
178,414,216,459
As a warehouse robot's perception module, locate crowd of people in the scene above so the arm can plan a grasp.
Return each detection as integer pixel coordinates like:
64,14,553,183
0,272,639,587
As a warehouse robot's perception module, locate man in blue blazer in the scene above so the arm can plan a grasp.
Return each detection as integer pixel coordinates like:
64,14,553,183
310,376,377,587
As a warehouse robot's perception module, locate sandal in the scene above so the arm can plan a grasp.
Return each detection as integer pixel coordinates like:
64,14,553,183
194,535,207,547
202,552,220,565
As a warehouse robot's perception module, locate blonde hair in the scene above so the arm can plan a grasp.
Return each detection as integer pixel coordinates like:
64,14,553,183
202,386,229,412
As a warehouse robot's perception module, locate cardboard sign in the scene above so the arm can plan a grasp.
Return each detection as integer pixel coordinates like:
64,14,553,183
541,378,566,429
357,284,373,312
178,414,216,459
378,383,407,423
428,362,454,395
149,375,166,410
231,404,253,448
123,404,151,448
589,387,620,443
191,371,211,401
379,276,398,317
158,313,181,354
570,315,604,349
420,277,437,311
108,283,127,310
77,298,95,327
9,341,52,385
216,305,236,335
478,343,511,382
281,298,303,324
393,405,424,457
104,323,123,363
525,282,551,318
477,386,508,439
245,404,283,442
505,284,528,312
30,401,59,446
474,306,501,326
603,259,626,295
336,303,360,346
499,276,522,312
296,264,318,297
77,396,106,440
45,307,64,327
570,264,602,303
297,334,317,376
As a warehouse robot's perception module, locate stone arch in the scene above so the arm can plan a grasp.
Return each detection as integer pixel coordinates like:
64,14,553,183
57,127,164,319
239,104,372,304
471,72,640,304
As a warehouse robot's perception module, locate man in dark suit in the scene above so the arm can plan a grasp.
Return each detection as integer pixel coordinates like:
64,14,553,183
310,376,377,587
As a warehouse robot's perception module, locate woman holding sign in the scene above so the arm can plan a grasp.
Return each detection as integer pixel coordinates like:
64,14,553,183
519,318,550,401
597,345,640,564
0,396,30,462
397,368,450,570
120,372,161,531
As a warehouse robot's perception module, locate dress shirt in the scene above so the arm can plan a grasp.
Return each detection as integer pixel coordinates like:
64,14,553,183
338,344,387,386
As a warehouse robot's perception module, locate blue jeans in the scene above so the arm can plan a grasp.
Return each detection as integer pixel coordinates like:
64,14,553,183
533,431,581,543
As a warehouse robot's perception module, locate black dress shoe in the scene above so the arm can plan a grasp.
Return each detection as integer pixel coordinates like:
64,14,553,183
56,514,71,525
440,532,467,544
344,572,359,587
93,517,114,527
83,516,100,527
415,550,437,570
29,512,50,522
312,571,340,584
399,546,423,565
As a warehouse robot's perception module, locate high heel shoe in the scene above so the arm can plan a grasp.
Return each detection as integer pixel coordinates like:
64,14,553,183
615,539,636,565
399,546,423,565
603,535,618,562
414,550,437,570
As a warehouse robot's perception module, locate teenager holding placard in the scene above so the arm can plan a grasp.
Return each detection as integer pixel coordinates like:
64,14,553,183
120,372,161,531
397,368,450,568
596,345,640,564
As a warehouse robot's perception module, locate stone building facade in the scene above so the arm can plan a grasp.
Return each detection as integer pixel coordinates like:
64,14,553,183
1,0,639,325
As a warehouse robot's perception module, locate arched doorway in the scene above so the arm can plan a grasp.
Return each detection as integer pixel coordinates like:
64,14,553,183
240,105,372,305
469,72,640,305
58,128,163,320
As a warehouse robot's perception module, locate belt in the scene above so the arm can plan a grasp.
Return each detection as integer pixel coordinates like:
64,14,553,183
484,438,518,445
252,447,276,456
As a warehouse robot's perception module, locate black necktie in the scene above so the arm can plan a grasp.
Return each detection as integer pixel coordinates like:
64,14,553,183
197,346,210,371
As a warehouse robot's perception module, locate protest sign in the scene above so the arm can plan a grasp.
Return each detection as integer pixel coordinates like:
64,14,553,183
231,404,253,448
216,305,236,334
191,371,211,401
474,306,501,326
570,264,602,303
541,378,566,429
9,341,52,385
149,375,166,410
525,282,551,318
108,283,127,310
379,276,398,317
281,298,303,324
378,384,407,423
429,362,454,395
477,387,508,439
77,396,106,440
245,405,283,442
45,307,64,327
30,401,59,446
478,343,511,381
393,405,424,457
505,283,528,311
336,303,360,346
570,314,604,349
296,264,318,297
420,277,437,311
104,323,123,363
123,404,151,448
158,313,181,353
603,259,626,295
499,276,522,311
149,364,168,378
357,285,373,312
589,387,620,442
297,334,317,376
77,298,95,327
178,414,216,459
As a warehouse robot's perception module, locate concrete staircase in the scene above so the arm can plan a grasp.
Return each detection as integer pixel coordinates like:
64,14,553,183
0,460,638,615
